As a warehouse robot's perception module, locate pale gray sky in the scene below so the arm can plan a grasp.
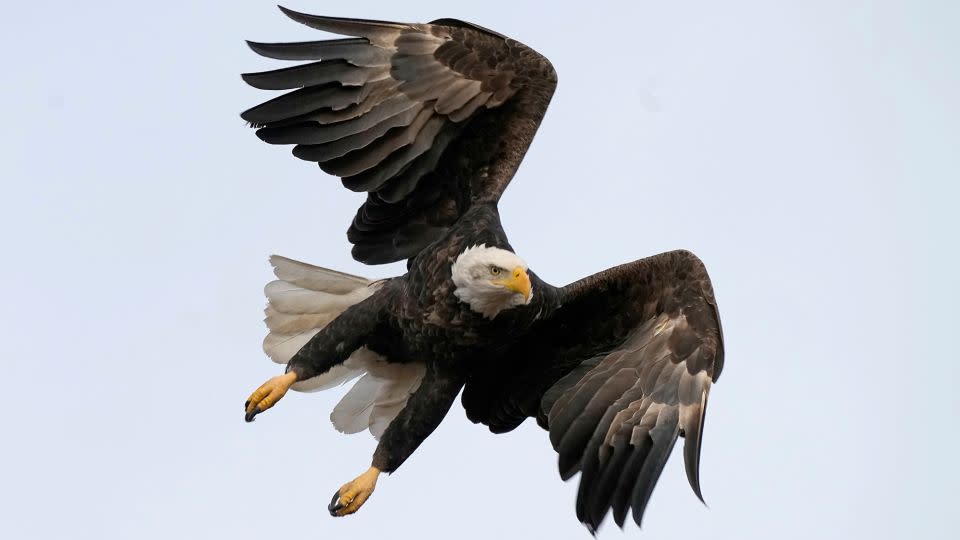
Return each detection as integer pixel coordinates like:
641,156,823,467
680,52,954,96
2,1,957,538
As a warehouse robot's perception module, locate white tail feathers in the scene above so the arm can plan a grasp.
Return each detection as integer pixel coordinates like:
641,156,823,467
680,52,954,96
263,255,379,368
330,353,426,440
262,255,423,438
270,254,370,293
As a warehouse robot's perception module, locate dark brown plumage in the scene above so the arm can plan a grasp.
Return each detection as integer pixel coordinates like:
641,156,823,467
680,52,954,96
243,7,555,264
242,7,724,532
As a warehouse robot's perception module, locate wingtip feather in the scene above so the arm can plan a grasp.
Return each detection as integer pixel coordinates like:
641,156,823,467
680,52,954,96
276,5,408,43
684,439,706,504
245,40,285,60
682,388,710,504
239,71,264,88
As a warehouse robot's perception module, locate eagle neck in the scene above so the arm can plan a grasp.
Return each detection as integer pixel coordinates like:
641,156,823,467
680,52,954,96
456,204,512,252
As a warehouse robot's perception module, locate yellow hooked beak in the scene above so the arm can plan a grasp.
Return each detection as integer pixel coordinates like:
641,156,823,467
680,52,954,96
495,266,532,302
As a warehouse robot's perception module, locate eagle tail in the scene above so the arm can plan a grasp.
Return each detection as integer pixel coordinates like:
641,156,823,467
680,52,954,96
262,255,377,386
329,359,425,440
262,255,423,438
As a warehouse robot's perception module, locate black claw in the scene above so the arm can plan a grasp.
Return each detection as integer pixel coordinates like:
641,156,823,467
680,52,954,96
244,400,250,409
328,490,343,516
244,407,261,423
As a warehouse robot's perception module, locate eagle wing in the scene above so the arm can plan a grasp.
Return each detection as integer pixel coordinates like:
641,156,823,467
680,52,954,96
462,250,724,531
242,7,557,264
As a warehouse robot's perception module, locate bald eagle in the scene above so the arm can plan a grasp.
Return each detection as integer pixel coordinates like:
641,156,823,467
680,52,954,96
242,7,724,532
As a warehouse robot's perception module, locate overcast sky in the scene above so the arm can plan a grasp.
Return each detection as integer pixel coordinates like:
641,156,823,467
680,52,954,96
2,1,957,538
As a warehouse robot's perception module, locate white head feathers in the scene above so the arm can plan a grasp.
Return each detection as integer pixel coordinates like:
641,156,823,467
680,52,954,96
451,245,533,319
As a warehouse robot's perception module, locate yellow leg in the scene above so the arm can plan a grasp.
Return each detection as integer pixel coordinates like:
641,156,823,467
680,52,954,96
244,372,297,422
328,467,381,517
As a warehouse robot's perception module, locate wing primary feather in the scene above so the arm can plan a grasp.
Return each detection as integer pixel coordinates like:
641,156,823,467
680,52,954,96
580,391,652,528
277,6,409,46
246,38,391,66
315,108,433,177
612,437,653,527
339,115,445,192
549,357,621,452
630,410,680,528
584,439,631,529
285,105,423,161
240,83,362,125
682,387,710,503
541,357,601,429
265,95,418,147
559,368,639,484
375,122,461,203
242,60,386,90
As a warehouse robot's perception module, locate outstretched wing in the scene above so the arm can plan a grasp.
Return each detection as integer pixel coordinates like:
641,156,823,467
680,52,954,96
462,250,724,531
242,7,557,264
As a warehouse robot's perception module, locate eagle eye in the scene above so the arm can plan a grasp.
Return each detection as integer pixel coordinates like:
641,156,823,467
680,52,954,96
489,266,502,276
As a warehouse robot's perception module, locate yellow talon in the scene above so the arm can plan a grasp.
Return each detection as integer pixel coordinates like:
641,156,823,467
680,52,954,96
244,372,297,421
329,467,381,517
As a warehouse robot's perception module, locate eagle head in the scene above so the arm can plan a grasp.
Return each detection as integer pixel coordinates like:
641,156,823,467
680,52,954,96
451,245,532,319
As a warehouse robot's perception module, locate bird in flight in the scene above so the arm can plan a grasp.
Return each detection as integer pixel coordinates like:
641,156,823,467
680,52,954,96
242,6,724,532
